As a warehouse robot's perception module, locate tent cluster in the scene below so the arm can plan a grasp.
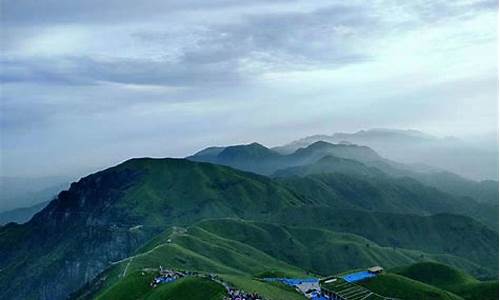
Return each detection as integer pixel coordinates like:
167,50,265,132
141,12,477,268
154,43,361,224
149,266,190,288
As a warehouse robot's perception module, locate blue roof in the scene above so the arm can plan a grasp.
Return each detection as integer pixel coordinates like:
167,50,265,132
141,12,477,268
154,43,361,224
311,294,329,300
342,271,375,283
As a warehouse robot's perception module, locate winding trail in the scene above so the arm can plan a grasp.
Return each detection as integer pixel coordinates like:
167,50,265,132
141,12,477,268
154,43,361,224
122,257,134,278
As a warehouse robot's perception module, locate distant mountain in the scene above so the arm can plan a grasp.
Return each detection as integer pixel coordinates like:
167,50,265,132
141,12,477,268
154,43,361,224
0,176,69,212
188,142,283,174
273,129,438,154
0,200,50,225
273,155,383,178
191,140,498,226
273,128,498,180
188,141,382,175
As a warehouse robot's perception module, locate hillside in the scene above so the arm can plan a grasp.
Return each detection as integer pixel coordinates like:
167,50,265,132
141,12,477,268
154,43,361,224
73,219,493,300
392,262,499,300
274,207,498,276
0,158,305,300
191,141,498,225
360,273,465,300
1,156,497,300
273,155,383,178
95,275,227,300
277,171,497,230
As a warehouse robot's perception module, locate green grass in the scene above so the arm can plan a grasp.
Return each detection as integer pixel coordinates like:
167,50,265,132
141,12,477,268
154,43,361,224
456,281,499,300
194,218,491,277
95,271,155,300
82,219,495,300
145,277,226,300
392,262,477,291
95,272,225,300
220,275,306,300
273,206,497,277
392,262,499,300
360,273,465,300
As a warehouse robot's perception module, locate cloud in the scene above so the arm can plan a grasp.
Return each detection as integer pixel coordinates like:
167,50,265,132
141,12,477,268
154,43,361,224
1,3,376,88
0,0,497,177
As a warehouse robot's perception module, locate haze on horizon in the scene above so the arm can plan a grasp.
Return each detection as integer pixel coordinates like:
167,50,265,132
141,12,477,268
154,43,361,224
0,0,498,178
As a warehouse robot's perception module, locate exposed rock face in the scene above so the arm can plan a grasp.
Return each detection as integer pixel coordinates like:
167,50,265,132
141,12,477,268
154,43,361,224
0,166,156,300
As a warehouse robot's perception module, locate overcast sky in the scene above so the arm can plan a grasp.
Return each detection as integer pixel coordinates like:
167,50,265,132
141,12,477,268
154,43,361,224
0,0,498,177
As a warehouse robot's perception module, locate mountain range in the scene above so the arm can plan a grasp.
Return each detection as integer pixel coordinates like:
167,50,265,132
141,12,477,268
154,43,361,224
0,136,497,300
272,129,498,180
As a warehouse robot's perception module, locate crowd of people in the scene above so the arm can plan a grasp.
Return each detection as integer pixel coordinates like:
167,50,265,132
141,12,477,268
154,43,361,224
210,274,265,300
148,267,266,299
224,289,264,300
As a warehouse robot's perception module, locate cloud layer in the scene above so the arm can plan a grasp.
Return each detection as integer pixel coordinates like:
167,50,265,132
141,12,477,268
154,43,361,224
0,0,498,177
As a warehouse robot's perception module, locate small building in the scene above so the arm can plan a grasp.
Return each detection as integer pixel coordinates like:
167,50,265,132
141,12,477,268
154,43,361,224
368,266,384,274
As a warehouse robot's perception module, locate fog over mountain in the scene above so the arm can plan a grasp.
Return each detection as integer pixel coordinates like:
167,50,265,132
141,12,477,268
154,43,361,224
273,129,499,180
0,176,70,212
1,127,496,212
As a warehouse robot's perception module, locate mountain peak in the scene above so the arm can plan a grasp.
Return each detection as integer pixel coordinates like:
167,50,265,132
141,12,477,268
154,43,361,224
219,142,277,158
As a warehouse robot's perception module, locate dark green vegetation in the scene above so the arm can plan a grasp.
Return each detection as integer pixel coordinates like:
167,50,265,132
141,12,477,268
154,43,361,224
1,141,497,300
0,158,304,300
190,141,498,229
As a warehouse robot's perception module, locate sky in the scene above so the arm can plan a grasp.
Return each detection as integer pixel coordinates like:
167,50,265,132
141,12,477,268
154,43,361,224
0,0,498,178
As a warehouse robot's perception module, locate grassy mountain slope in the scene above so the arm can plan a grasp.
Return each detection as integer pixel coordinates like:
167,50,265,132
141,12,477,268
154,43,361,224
273,155,383,178
392,262,499,300
193,219,488,276
275,156,497,229
360,273,465,300
76,219,489,300
95,273,226,300
191,141,498,228
277,172,471,217
274,207,497,276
